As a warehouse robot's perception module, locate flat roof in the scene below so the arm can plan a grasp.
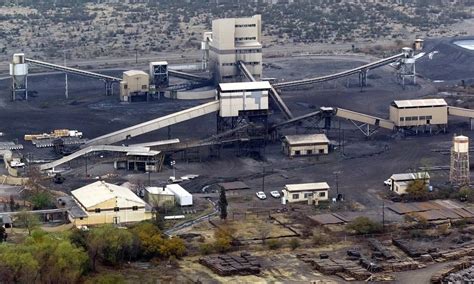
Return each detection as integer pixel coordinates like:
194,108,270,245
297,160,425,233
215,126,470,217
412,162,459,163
390,172,430,181
219,81,271,92
126,150,161,156
284,134,330,145
284,182,330,192
392,99,447,108
150,61,168,65
123,70,148,77
146,187,174,195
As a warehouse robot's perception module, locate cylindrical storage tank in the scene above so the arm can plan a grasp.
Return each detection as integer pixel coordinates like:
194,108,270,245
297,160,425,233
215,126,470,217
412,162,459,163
454,135,469,153
13,53,25,64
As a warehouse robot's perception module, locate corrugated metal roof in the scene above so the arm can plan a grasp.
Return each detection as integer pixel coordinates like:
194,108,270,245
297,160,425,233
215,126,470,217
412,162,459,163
219,81,271,92
284,134,330,145
390,172,430,181
392,99,447,108
284,182,330,192
72,181,146,209
150,61,168,65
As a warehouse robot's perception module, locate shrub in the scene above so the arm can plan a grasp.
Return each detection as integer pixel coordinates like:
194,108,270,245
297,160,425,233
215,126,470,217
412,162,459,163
267,239,281,250
346,217,383,235
199,243,213,255
312,232,330,246
290,238,300,250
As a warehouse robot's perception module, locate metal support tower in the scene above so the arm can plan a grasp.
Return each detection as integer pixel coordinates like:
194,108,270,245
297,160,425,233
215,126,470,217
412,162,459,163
358,69,368,88
450,135,470,187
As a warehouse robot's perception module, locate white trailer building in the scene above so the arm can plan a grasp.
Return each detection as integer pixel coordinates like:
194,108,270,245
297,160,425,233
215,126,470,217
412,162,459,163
166,184,193,206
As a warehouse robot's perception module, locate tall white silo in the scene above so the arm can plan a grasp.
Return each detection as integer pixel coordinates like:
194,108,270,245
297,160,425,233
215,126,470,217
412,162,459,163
9,53,29,100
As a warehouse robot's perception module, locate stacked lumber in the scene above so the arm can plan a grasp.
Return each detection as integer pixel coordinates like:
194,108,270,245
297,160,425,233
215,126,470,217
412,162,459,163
392,239,429,257
199,253,261,276
368,239,395,259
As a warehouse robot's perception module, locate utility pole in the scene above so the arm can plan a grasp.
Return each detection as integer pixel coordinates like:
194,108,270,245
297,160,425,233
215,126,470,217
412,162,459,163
171,160,176,180
333,171,341,197
382,199,385,232
262,167,265,192
64,50,68,99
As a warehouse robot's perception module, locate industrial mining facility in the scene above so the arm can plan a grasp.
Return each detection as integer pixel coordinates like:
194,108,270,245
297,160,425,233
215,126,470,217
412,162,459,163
2,13,474,283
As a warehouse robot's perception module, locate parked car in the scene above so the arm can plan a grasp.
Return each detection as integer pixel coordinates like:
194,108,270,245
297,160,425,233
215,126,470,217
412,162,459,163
270,191,281,198
256,191,267,200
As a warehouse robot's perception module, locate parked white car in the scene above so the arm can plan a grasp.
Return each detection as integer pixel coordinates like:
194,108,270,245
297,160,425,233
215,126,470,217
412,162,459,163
256,191,267,200
270,191,281,198
384,179,392,186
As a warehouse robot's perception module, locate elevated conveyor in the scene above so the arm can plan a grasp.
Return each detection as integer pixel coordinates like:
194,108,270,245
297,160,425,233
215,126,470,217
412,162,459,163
168,69,211,82
85,101,220,146
336,108,394,136
39,145,158,170
25,58,122,82
448,106,474,119
273,53,405,89
238,61,293,119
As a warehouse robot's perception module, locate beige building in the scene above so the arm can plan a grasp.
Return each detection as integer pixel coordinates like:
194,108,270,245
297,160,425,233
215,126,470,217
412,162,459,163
389,99,448,128
68,181,152,227
283,182,330,205
282,134,330,157
144,186,175,207
120,70,150,102
389,172,430,195
207,15,262,83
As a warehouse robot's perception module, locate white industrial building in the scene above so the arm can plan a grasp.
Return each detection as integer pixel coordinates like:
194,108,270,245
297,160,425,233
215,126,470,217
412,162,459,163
144,186,175,207
283,182,330,205
217,81,270,117
282,134,330,157
166,184,193,206
388,172,430,195
68,181,152,227
205,15,263,83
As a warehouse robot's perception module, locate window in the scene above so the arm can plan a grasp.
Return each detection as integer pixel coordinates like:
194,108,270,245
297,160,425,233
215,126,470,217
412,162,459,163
132,206,138,211
113,207,120,212
400,117,405,122
426,115,433,120
319,149,324,154
79,217,83,220
307,150,313,155
292,193,299,200
295,150,301,156
124,84,128,89
304,193,313,198
319,192,326,197
141,85,147,90
235,24,256,28
94,208,101,213
419,116,426,120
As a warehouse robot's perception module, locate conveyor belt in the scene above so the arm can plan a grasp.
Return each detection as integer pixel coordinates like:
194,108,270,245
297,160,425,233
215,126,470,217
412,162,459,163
335,108,395,130
39,145,158,170
85,101,220,146
168,69,211,82
273,53,405,89
448,106,474,119
238,61,293,119
25,58,121,81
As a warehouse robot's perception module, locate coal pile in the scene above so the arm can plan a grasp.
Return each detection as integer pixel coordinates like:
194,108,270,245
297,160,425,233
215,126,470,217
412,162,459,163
199,252,261,276
417,37,474,82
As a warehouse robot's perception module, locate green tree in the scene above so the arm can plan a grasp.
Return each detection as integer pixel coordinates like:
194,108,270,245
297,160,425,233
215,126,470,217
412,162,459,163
160,237,186,258
131,222,163,258
0,246,39,283
219,188,228,220
15,210,40,236
346,217,383,235
213,225,235,253
406,179,429,201
29,191,54,210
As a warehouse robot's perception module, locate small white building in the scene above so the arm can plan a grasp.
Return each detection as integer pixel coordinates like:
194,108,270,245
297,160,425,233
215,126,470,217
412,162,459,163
145,187,175,207
69,181,152,227
283,182,330,205
388,172,430,195
166,184,193,206
282,134,330,157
